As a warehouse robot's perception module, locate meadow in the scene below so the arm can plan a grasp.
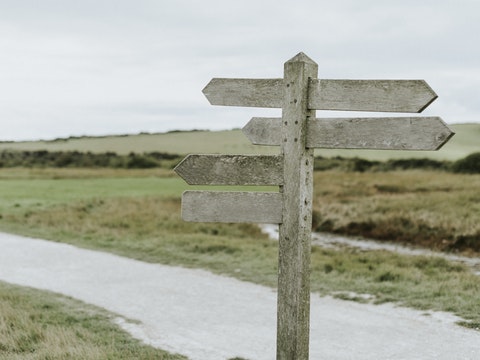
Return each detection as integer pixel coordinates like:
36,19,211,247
312,170,480,253
0,169,478,315
0,281,186,359
1,123,479,160
0,125,479,358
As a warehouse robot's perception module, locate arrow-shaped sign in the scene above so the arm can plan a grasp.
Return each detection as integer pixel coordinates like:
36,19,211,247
174,154,283,186
202,78,284,108
308,79,437,113
181,53,453,360
243,116,454,150
181,191,283,223
203,78,437,113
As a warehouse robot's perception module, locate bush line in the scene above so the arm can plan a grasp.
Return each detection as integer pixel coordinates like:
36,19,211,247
0,150,183,169
0,150,479,173
314,153,480,173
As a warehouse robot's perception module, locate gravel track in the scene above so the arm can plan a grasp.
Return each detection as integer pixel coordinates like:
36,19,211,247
0,232,479,359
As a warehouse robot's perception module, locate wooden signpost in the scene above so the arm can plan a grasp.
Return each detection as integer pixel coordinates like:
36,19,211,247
174,53,454,359
243,116,453,150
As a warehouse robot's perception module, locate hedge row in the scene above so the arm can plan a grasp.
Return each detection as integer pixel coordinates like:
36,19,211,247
0,150,479,173
0,150,183,169
312,153,480,173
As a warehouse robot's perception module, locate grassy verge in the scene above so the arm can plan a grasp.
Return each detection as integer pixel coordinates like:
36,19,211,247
312,170,480,253
0,281,186,359
0,168,478,340
0,172,480,328
1,168,479,255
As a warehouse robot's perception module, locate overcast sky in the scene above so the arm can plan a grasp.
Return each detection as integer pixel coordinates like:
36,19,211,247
0,0,478,141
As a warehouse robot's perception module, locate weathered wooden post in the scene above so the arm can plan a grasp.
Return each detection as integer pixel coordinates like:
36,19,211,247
276,53,317,359
174,52,454,359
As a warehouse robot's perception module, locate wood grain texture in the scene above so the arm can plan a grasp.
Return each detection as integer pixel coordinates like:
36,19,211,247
203,78,437,112
243,116,454,150
277,52,316,360
181,191,282,223
174,154,283,185
185,53,448,360
243,117,281,146
202,78,284,108
308,79,437,113
306,116,453,150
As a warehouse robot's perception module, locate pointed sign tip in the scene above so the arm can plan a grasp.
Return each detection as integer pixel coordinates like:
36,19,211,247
286,52,317,65
202,79,215,104
434,127,455,150
173,155,191,184
416,80,438,113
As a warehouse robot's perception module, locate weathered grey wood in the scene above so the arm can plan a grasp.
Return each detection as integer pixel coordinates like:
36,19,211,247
174,154,284,185
179,53,452,360
243,117,281,146
307,116,453,150
202,78,284,108
277,52,316,360
181,191,282,223
203,78,437,112
308,79,437,113
243,116,454,150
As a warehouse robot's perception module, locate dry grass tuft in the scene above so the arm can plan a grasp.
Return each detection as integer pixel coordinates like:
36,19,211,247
0,282,186,359
312,170,480,253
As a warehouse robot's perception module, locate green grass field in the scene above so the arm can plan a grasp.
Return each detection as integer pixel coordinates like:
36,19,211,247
0,123,479,357
0,169,478,326
1,123,479,160
0,281,186,359
312,170,480,252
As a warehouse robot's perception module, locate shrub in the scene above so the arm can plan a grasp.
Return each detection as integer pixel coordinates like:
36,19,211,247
384,158,448,171
0,150,184,169
350,158,378,172
126,153,159,169
452,152,480,174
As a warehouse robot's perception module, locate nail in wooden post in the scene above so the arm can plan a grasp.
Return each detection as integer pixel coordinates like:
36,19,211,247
277,53,317,359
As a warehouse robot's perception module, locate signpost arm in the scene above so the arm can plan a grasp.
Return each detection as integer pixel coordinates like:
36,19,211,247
277,53,317,360
183,52,451,359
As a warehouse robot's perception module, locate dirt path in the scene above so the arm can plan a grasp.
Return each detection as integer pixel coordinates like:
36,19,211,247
0,232,479,359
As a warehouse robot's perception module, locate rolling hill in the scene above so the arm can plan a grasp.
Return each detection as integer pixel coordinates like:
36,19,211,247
0,123,478,161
